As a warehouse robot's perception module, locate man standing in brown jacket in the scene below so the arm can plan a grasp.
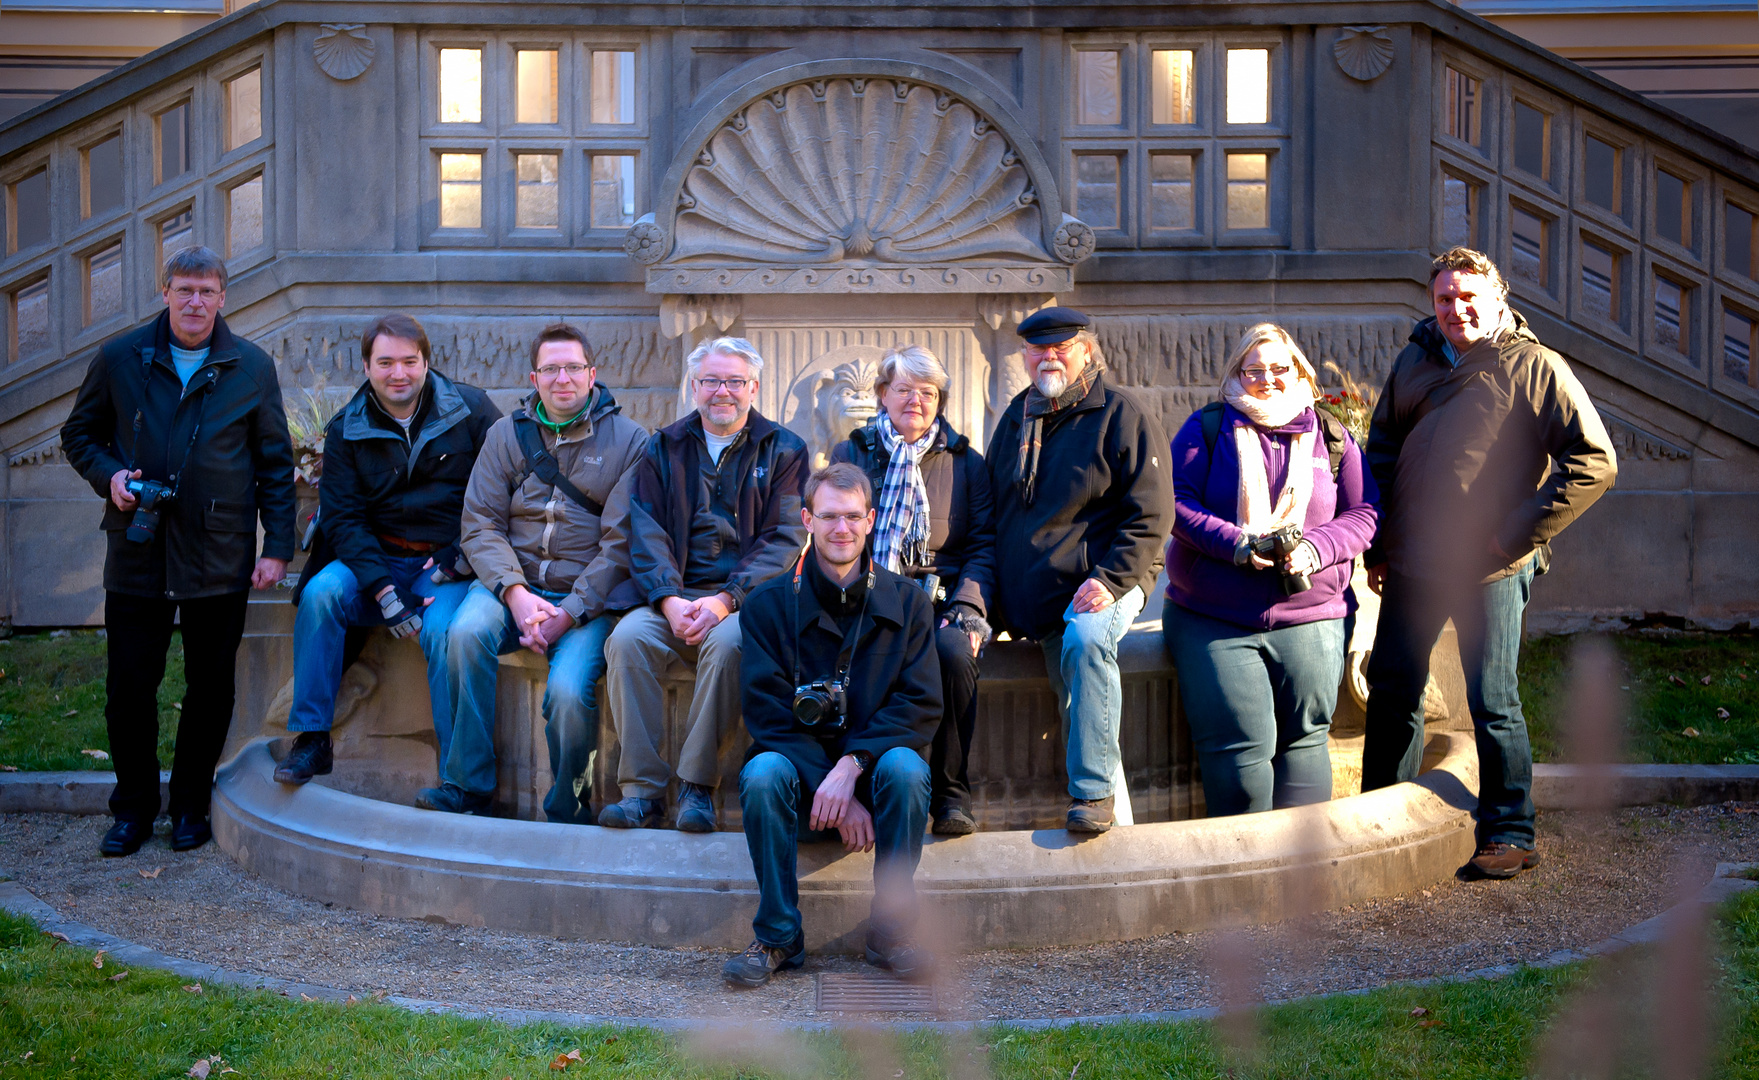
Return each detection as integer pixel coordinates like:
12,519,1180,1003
1361,247,1617,879
414,324,648,822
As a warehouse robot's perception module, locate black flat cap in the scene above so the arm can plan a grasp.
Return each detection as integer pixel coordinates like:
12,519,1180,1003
1015,306,1090,345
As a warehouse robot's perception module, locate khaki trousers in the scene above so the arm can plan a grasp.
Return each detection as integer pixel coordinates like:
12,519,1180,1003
604,606,743,798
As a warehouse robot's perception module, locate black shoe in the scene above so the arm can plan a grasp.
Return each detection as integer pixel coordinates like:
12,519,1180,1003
273,732,334,785
597,795,664,829
170,814,211,852
1066,796,1115,834
676,782,718,833
722,937,805,988
865,934,933,981
932,806,976,836
99,818,150,858
413,784,492,815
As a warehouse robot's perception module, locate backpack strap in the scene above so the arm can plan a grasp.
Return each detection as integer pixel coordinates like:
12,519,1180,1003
1199,400,1225,457
512,413,604,517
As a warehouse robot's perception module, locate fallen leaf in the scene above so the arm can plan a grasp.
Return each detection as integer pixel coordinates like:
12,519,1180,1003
603,1035,617,1044
1719,708,1732,719
346,995,358,1004
92,950,105,969
0,765,15,772
1703,675,1714,686
1410,1006,1431,1017
80,749,109,760
549,1049,584,1071
173,703,182,711
62,709,78,718
188,1061,209,1079
1670,674,1690,688
182,983,203,994
42,930,70,948
108,971,128,982
139,867,164,879
299,993,313,1001
1418,1019,1445,1029
1683,727,1702,738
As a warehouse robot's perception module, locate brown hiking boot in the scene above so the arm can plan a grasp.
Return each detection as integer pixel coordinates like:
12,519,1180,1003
1066,796,1116,834
1459,842,1541,880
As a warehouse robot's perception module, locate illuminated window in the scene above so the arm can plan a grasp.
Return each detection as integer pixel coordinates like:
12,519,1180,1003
1725,306,1756,388
1073,153,1121,229
1149,152,1195,231
84,134,123,220
1442,173,1480,249
224,68,262,150
1513,101,1549,181
1729,202,1756,281
1150,50,1193,125
157,102,191,184
1581,237,1620,326
439,49,482,124
590,51,636,124
515,154,559,229
158,209,194,269
9,167,49,253
1511,204,1550,290
1226,49,1269,125
1226,153,1268,229
589,154,636,228
1584,135,1619,214
10,274,50,364
85,241,123,326
516,50,558,124
1076,51,1121,126
1445,67,1480,147
1655,276,1690,359
1657,169,1690,248
227,175,264,256
438,153,482,229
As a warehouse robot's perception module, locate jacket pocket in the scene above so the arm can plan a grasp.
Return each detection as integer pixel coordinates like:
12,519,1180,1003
203,500,254,534
200,500,256,585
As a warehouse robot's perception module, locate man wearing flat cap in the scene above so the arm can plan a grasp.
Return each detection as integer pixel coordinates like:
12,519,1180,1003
988,308,1174,833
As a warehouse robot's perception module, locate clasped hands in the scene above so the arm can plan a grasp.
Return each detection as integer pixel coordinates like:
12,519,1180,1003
504,583,574,655
660,593,732,646
809,754,875,853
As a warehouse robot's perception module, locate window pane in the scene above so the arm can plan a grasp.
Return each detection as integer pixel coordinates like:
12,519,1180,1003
159,209,194,267
1442,174,1479,249
12,276,50,363
1657,169,1688,247
1655,277,1689,358
1149,152,1195,231
86,241,123,325
1226,152,1268,229
1730,203,1756,280
1511,204,1549,289
85,134,122,219
1725,307,1755,387
590,51,636,124
515,153,560,229
439,49,482,124
1513,101,1548,179
1150,50,1193,125
225,68,262,150
516,50,558,124
1446,67,1480,146
590,154,636,228
158,103,190,183
11,168,49,252
439,153,482,228
228,175,264,256
1074,154,1120,229
1076,51,1121,126
1226,49,1269,125
1581,238,1619,325
1585,135,1618,213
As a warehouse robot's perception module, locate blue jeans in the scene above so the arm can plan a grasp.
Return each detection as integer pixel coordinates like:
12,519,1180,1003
441,581,618,822
739,747,930,949
1362,563,1537,848
290,557,468,739
1163,605,1342,816
1039,586,1146,801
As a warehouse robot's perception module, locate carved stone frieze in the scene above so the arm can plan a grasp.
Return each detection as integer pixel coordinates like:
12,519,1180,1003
1604,414,1693,461
658,294,741,341
313,24,376,81
648,264,1074,295
1095,314,1413,389
7,434,64,468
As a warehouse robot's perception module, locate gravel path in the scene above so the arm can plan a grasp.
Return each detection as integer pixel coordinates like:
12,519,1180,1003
3,805,1755,1023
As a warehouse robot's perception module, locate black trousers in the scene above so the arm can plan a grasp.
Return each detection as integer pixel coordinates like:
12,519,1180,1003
929,624,981,812
104,589,250,822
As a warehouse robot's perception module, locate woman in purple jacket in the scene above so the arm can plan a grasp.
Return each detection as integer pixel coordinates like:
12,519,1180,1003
1163,324,1380,816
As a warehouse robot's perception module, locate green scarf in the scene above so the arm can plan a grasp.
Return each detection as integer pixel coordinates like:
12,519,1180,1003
533,392,591,434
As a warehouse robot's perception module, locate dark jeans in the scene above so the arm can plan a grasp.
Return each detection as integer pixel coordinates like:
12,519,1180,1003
104,589,250,823
929,625,980,813
739,747,930,949
1362,563,1537,848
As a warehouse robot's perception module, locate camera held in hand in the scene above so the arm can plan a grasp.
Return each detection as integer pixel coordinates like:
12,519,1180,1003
1249,523,1312,596
793,677,848,735
124,479,175,545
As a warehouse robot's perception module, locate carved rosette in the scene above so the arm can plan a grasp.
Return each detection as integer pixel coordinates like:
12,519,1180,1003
1333,26,1394,82
1053,216,1096,264
624,216,668,265
313,24,376,81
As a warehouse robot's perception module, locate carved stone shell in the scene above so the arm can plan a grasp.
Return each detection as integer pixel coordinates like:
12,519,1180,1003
1333,26,1394,82
668,78,1048,265
314,24,376,82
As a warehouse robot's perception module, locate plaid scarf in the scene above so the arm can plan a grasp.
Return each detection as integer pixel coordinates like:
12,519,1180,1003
1016,362,1102,504
873,414,937,573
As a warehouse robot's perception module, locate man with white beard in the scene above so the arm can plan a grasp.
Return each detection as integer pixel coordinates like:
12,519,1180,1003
986,308,1173,833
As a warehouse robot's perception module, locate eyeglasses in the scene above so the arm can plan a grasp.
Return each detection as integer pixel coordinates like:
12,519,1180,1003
889,385,940,403
1240,364,1296,383
1023,341,1080,359
535,363,592,379
696,377,750,393
812,512,869,526
169,286,221,303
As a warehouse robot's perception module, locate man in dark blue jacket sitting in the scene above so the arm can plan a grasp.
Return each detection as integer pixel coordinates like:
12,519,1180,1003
276,314,500,785
723,463,941,988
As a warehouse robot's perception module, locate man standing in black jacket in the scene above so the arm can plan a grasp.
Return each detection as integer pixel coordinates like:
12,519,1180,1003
61,246,297,856
275,314,500,787
987,308,1173,834
723,463,940,987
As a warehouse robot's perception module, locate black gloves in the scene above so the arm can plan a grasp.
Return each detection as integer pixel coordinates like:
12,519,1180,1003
428,542,474,585
377,585,426,638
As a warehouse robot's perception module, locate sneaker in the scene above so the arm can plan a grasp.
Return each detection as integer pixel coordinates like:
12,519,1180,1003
274,732,333,785
676,782,718,833
1066,796,1115,834
99,818,150,858
932,806,976,836
865,934,933,981
1459,842,1541,880
413,784,492,815
170,814,212,852
597,795,664,829
722,937,805,988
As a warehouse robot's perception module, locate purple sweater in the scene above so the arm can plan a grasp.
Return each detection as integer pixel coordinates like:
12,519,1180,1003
1166,404,1380,631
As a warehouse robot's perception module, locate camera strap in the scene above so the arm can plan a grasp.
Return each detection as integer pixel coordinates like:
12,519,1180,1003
790,548,874,696
126,365,215,500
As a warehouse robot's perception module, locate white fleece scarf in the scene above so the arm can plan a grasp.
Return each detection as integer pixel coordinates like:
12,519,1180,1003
1222,377,1318,532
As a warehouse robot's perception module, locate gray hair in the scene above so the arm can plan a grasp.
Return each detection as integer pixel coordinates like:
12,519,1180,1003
878,345,950,394
1072,329,1106,370
686,336,765,380
1219,322,1319,391
161,245,227,290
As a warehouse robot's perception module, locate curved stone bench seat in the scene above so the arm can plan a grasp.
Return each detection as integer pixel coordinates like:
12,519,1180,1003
212,729,1478,951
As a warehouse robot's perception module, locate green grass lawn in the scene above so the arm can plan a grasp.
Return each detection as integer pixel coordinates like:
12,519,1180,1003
0,632,182,772
6,891,1759,1078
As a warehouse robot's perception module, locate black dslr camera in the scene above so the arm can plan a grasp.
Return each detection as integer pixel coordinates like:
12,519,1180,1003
124,479,175,545
793,677,848,734
1249,523,1312,596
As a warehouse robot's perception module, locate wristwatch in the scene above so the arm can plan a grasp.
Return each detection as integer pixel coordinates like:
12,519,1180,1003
848,749,876,774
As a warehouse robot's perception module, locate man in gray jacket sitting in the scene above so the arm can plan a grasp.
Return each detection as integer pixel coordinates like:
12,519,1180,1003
414,324,648,822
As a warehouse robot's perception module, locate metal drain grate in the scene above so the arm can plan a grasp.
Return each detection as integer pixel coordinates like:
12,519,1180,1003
815,972,938,1014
